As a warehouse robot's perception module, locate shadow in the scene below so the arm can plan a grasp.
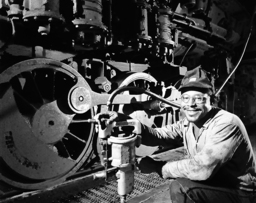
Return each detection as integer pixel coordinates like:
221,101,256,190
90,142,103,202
0,82,10,99
0,103,18,122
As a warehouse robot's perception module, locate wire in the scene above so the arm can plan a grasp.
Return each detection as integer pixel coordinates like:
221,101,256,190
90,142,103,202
179,42,196,66
215,5,256,96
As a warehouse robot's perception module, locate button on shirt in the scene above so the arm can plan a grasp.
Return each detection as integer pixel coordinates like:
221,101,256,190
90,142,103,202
141,107,256,191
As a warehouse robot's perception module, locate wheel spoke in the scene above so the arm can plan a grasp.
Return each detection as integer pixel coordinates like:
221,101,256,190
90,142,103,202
66,130,86,144
33,68,55,102
71,119,94,123
10,74,42,109
27,71,45,105
54,141,71,159
13,89,37,118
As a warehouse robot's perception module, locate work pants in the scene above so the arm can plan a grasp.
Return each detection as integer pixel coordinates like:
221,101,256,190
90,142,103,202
169,178,256,203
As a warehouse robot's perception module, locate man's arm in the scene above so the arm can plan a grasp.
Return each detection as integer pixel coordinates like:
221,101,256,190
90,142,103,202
140,119,185,147
160,123,243,180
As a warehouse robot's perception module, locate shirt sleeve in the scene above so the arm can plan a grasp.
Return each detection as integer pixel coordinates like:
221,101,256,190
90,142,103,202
161,123,243,180
141,119,184,146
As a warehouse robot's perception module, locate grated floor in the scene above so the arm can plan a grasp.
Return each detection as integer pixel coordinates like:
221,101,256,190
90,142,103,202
52,172,169,203
51,147,186,203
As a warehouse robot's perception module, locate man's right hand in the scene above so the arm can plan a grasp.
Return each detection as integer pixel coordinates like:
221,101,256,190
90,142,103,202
94,111,142,135
94,111,134,129
94,111,119,129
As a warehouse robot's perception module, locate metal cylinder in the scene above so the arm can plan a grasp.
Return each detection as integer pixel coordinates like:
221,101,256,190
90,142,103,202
117,165,134,196
137,0,150,41
22,0,64,35
5,0,23,17
158,13,174,45
23,0,61,18
108,135,137,167
73,0,105,29
72,0,106,47
108,135,137,199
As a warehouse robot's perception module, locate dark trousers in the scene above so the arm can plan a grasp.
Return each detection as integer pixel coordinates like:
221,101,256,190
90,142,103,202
169,178,256,203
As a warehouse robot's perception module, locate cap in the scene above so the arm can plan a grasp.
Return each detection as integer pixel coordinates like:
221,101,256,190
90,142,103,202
179,66,213,91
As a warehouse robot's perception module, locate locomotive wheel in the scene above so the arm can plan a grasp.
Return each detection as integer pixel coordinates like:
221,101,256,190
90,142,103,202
0,58,95,189
113,72,163,157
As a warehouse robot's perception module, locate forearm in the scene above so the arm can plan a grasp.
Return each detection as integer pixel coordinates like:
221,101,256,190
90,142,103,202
141,124,167,146
141,123,183,147
160,159,214,180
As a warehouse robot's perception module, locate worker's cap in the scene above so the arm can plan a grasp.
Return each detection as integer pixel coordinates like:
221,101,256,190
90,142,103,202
179,66,213,92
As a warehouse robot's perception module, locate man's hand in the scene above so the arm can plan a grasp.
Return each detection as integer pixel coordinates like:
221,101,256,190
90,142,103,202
94,111,119,129
94,111,142,135
137,156,166,177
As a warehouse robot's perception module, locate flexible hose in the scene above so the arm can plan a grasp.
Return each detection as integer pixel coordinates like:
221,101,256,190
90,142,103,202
107,86,180,111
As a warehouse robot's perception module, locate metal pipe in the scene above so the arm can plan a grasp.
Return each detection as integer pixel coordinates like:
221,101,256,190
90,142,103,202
106,86,181,110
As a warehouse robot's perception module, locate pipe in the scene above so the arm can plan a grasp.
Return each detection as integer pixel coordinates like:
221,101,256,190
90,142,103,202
106,86,181,110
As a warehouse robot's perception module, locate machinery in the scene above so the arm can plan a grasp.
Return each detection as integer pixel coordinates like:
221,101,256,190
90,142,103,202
0,0,254,202
96,118,142,203
91,85,181,202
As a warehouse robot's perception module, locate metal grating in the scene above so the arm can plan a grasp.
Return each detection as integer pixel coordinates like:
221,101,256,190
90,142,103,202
52,172,169,203
52,147,185,203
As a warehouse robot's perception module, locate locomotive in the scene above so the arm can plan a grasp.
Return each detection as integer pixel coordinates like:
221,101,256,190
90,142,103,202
0,0,253,202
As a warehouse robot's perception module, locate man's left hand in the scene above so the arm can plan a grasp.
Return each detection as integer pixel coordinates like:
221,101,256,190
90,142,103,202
137,156,165,176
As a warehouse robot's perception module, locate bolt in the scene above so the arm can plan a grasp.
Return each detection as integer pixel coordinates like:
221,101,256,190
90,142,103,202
49,120,54,126
79,96,84,102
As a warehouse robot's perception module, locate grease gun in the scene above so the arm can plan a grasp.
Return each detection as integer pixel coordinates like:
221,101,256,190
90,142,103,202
91,118,141,203
90,85,180,202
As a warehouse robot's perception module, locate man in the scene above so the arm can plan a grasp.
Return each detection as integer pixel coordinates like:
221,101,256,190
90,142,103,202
96,66,256,203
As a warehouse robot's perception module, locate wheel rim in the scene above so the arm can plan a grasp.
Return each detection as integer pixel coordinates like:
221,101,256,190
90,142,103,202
0,58,95,189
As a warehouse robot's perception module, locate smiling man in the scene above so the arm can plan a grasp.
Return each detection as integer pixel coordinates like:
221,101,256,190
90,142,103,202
137,66,256,203
95,66,256,203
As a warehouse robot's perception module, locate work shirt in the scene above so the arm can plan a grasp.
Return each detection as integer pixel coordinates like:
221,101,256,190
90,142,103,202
141,107,256,192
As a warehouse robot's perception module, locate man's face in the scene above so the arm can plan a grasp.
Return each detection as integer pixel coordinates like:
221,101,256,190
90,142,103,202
181,90,212,124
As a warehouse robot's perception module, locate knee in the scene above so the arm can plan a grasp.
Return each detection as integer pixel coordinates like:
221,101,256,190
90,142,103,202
169,179,181,196
169,179,183,202
169,178,190,194
169,178,192,203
